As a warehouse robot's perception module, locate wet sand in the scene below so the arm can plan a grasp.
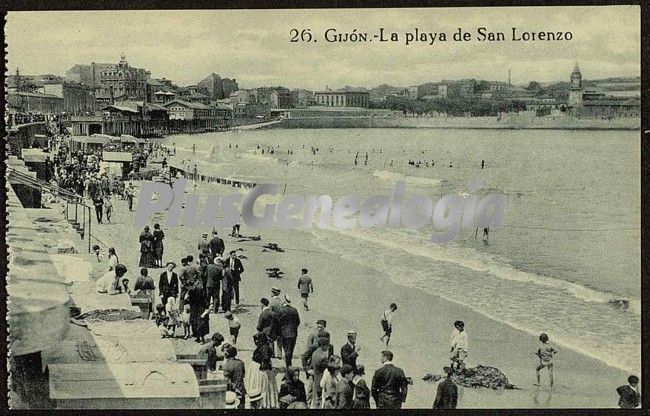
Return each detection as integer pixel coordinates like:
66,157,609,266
87,174,632,408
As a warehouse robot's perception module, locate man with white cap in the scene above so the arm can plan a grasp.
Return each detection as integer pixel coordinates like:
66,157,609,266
269,287,284,359
341,330,360,371
197,232,210,253
276,294,301,367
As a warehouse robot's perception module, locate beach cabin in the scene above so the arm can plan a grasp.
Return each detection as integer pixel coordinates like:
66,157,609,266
69,134,111,153
47,363,200,409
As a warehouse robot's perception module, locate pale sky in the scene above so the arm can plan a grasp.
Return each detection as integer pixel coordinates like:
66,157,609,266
6,6,640,89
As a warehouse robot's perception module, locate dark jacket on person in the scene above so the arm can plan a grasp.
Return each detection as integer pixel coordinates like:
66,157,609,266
227,257,245,281
222,357,246,397
252,342,273,371
205,263,223,288
336,378,354,409
341,343,359,370
276,304,301,339
617,385,640,409
134,275,155,291
158,271,179,299
433,377,458,409
353,378,371,409
180,265,200,289
279,379,307,408
209,236,225,257
371,363,409,409
257,308,275,336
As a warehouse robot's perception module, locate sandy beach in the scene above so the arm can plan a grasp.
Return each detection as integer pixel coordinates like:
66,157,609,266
85,172,633,409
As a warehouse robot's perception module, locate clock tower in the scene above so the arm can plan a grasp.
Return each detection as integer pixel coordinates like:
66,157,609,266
568,62,583,108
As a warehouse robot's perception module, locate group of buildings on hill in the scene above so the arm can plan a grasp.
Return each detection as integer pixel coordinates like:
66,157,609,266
6,56,641,138
372,65,640,118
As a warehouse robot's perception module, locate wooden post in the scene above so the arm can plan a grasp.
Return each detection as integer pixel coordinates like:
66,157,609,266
87,207,91,253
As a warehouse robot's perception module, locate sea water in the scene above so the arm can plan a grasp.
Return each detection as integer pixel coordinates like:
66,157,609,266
165,127,641,374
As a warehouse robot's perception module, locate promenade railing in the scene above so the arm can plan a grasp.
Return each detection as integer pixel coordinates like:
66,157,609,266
6,167,94,253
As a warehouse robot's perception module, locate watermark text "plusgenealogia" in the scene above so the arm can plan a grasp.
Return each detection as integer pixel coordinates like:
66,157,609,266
135,179,506,244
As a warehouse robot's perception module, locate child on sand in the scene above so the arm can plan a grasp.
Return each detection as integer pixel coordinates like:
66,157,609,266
534,333,557,387
297,268,313,311
225,311,241,345
104,196,113,223
92,245,104,262
165,297,179,337
450,320,468,372
153,304,170,337
179,304,191,339
379,303,397,346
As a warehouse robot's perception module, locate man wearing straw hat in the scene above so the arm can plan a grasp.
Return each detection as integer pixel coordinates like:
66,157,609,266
341,330,360,371
224,391,240,409
247,388,264,409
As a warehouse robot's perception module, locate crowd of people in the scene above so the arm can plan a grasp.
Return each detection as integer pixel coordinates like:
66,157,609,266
82,138,640,409
6,110,59,127
91,217,417,409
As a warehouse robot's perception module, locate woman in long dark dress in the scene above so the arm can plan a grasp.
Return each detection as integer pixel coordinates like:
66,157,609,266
152,223,165,268
134,267,156,313
138,226,156,268
188,279,209,343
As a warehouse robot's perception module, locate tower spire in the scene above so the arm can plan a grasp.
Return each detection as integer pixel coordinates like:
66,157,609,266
572,61,580,74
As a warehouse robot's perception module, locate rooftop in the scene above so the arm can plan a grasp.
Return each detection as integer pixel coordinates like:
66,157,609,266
163,99,210,110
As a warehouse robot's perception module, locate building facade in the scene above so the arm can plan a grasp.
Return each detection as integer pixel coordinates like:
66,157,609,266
290,89,314,107
271,90,292,109
163,100,211,121
197,73,239,100
40,82,95,114
7,91,64,114
230,89,253,106
314,89,370,108
567,64,640,118
95,55,150,105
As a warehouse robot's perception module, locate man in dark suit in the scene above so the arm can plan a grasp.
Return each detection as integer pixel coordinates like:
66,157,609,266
371,350,409,409
158,262,178,306
256,298,275,340
617,375,640,408
209,230,225,257
276,294,301,367
341,330,360,371
227,250,244,305
205,257,223,313
433,368,458,409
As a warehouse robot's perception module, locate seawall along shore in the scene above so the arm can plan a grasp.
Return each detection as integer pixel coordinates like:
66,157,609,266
278,115,640,130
